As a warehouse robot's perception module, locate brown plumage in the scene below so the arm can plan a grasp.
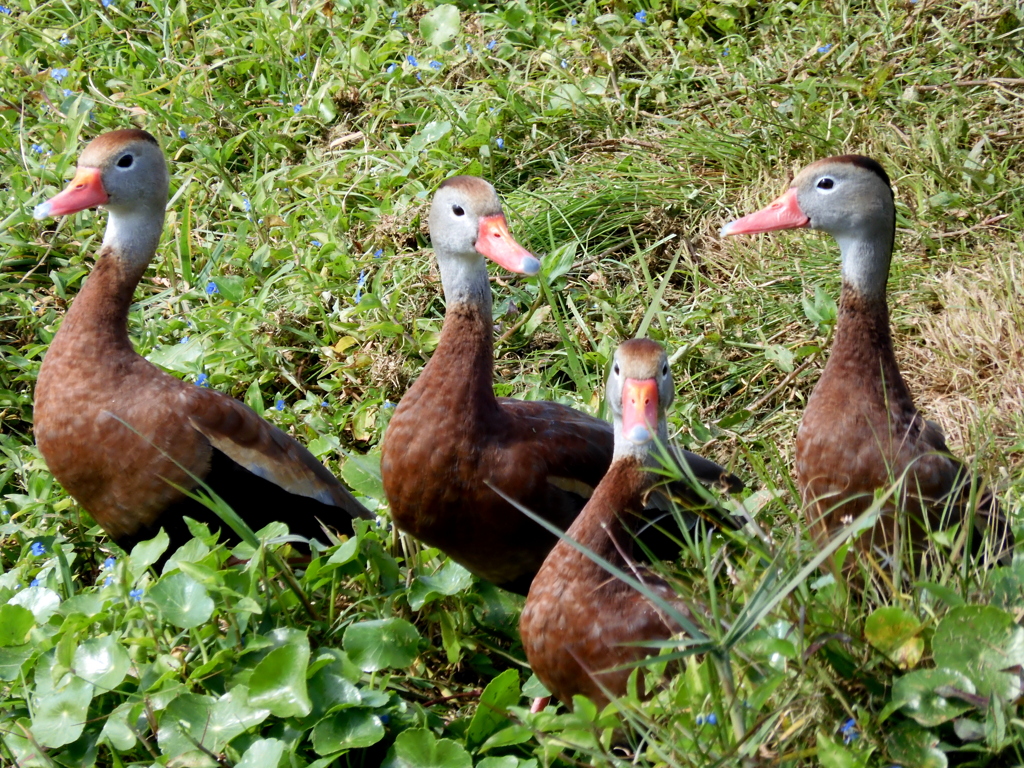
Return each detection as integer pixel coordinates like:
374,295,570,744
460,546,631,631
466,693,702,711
722,155,1009,563
520,339,695,709
33,129,371,556
381,177,743,594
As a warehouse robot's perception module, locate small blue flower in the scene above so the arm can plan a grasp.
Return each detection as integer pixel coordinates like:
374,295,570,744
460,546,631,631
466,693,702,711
465,43,472,54
178,127,188,139
561,59,567,68
707,713,718,725
104,575,113,586
390,9,398,24
296,72,305,80
696,715,705,726
415,72,421,81
386,63,397,74
293,103,302,114
63,89,72,97
383,400,395,409
569,17,577,26
179,336,189,345
50,68,69,82
205,282,219,295
721,47,730,56
373,248,383,258
30,579,40,587
486,39,497,50
104,556,117,569
0,6,12,14
407,54,418,66
30,541,46,556
429,60,442,70
495,137,504,149
129,588,144,601
311,240,322,248
818,43,833,54
101,0,112,7
634,10,647,23
242,197,251,212
31,144,44,154
294,53,306,62
275,399,285,411
195,373,209,387
59,35,70,45
321,400,329,407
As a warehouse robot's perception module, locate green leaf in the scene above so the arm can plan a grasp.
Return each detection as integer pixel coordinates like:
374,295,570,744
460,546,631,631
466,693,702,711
237,738,286,768
0,604,34,646
206,686,271,748
467,668,520,747
0,644,36,681
312,709,386,754
9,586,61,623
32,676,94,748
212,274,247,303
74,635,131,691
343,618,421,672
419,4,460,46
891,668,977,727
816,729,867,768
340,452,384,499
885,720,947,768
933,605,1024,700
381,727,472,768
408,561,473,610
149,572,215,628
130,529,170,575
864,606,923,669
155,693,215,757
248,633,312,717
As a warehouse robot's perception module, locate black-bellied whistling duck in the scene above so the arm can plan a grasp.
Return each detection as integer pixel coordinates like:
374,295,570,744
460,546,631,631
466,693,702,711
520,338,697,710
722,155,1009,562
381,177,743,594
33,129,372,556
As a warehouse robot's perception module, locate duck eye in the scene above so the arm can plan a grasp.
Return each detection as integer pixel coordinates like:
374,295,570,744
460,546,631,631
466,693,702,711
661,364,669,376
816,177,834,190
613,363,620,375
452,204,465,216
117,154,134,168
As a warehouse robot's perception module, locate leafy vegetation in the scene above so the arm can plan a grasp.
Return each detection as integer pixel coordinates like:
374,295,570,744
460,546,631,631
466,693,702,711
2,0,1024,765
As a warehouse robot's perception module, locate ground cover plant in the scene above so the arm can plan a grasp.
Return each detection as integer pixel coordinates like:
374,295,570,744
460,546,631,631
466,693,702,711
1,0,1023,765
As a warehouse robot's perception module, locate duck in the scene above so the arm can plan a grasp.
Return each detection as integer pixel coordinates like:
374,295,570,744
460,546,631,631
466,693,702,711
520,338,699,710
380,176,743,595
32,129,372,557
721,155,1009,563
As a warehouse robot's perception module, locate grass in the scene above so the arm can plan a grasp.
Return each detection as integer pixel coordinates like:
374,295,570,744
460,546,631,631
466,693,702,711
2,0,1024,765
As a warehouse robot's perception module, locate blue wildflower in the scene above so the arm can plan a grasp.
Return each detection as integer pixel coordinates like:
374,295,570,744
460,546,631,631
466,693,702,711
696,715,705,726
179,336,189,344
293,103,302,114
0,6,12,13
721,47,730,56
177,127,187,139
373,248,383,258
386,63,397,74
296,72,305,80
561,59,567,68
390,9,398,24
707,713,718,725
634,10,647,23
294,53,306,62
275,399,285,411
569,17,577,26
31,144,44,154
59,35,70,45
818,43,833,54
30,541,46,556
466,43,472,54
840,718,858,744
354,269,367,303
495,137,504,149
311,240,322,248
50,68,69,82
129,588,144,601
30,579,40,587
383,400,395,409
407,54,418,66
104,556,116,569
486,39,497,50
379,714,391,725
415,72,421,81
104,575,113,586
429,60,442,70
101,0,112,6
63,89,72,97
195,373,209,387
321,400,329,407
242,197,251,212
205,282,219,295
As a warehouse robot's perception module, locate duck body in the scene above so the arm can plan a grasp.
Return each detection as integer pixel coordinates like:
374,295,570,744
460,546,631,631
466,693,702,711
520,339,693,709
381,177,742,594
34,129,371,555
723,155,1006,558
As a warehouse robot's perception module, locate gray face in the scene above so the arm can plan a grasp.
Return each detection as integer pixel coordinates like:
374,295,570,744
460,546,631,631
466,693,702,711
427,176,503,260
793,161,894,241
97,139,170,217
606,339,673,421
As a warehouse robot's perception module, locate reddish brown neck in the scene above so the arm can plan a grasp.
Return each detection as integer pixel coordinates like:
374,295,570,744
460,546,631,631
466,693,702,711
413,300,500,422
821,283,915,411
563,458,651,567
51,250,142,358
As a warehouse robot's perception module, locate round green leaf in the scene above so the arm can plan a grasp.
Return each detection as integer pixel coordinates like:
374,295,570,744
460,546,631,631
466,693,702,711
933,605,1024,700
864,606,923,668
237,738,286,768
885,720,947,768
248,636,312,717
343,618,421,672
148,572,215,628
891,668,976,726
0,604,34,646
382,727,472,768
32,676,94,748
312,710,385,754
74,635,131,691
9,586,61,623
408,561,473,610
156,693,215,758
468,668,520,746
418,4,460,46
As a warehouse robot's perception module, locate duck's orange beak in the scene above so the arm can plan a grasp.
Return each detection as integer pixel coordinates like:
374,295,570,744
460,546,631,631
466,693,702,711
720,187,809,236
33,166,108,219
621,378,659,445
475,214,540,276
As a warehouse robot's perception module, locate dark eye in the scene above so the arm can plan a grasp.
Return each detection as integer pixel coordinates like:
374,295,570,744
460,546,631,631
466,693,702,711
117,154,134,168
613,363,620,375
816,177,834,190
452,204,465,216
661,364,669,376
